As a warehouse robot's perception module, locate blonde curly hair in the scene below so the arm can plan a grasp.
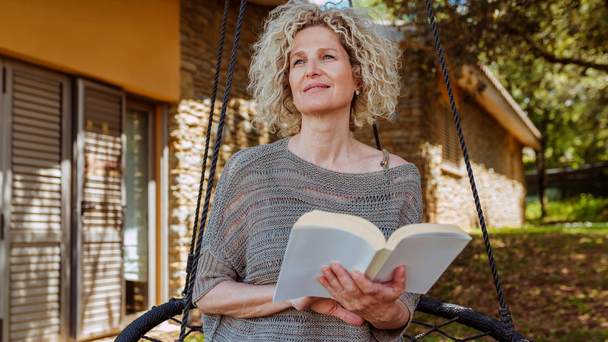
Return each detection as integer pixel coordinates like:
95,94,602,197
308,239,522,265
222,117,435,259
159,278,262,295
248,0,402,137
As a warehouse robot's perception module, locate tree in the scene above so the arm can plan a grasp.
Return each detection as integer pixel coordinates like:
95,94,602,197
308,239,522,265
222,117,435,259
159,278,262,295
359,0,607,217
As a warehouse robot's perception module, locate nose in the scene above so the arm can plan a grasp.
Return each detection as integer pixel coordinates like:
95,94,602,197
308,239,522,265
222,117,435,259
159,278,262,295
305,58,320,78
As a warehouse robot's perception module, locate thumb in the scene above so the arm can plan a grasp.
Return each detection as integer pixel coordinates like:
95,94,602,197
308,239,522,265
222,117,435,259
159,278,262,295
387,265,406,294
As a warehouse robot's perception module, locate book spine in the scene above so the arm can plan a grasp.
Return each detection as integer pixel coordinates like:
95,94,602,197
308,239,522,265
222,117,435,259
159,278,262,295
364,248,391,280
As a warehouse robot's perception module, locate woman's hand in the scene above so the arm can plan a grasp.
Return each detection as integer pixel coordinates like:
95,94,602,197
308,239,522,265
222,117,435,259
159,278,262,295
289,296,364,326
317,263,410,329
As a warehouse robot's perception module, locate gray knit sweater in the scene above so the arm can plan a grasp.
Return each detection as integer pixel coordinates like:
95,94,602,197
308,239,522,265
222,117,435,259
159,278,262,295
193,137,423,341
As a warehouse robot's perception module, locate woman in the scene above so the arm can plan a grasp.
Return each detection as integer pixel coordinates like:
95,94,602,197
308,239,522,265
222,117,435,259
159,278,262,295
193,1,423,341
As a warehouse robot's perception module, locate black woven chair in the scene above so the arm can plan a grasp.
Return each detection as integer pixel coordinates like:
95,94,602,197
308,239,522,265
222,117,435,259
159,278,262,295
116,1,531,341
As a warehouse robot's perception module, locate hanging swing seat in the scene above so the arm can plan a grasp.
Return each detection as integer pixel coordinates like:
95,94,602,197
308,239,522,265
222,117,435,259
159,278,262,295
116,0,531,340
115,296,526,341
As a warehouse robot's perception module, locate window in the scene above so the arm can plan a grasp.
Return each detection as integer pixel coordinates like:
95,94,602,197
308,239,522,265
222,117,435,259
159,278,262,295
436,76,463,168
124,101,155,315
441,110,460,165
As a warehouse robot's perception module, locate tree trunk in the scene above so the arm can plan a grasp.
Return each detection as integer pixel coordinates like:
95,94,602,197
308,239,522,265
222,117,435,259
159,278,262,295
536,138,547,221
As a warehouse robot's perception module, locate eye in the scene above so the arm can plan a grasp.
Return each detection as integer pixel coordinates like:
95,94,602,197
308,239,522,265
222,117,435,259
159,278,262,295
323,54,335,60
292,59,304,66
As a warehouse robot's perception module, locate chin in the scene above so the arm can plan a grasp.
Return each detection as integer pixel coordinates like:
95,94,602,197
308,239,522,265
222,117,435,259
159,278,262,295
296,100,350,116
299,105,334,114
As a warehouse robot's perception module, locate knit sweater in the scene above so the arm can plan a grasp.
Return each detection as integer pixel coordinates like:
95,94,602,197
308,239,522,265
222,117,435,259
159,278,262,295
193,136,423,342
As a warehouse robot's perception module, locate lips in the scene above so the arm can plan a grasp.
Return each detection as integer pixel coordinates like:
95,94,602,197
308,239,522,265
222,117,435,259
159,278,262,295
303,83,330,92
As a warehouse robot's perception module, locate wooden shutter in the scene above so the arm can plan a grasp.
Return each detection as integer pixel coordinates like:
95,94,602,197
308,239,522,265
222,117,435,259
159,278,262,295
444,111,460,165
436,72,462,166
1,60,71,342
75,80,125,340
436,104,461,166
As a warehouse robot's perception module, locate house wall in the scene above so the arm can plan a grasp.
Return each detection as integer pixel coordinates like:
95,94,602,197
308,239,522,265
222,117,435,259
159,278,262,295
426,88,526,228
0,0,180,102
168,0,273,297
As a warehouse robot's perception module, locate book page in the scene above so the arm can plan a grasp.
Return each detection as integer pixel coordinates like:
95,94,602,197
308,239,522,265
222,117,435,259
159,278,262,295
294,210,386,250
273,227,377,302
371,233,471,294
386,223,470,249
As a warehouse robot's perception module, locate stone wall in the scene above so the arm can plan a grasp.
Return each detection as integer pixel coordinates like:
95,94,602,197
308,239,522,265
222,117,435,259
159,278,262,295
168,99,271,296
180,0,271,100
423,83,526,228
168,0,273,297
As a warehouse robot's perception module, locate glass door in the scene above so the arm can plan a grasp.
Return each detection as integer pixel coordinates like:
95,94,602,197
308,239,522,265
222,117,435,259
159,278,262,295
124,101,155,316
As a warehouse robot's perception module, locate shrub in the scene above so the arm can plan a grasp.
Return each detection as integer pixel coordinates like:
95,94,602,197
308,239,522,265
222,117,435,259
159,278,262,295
526,193,608,224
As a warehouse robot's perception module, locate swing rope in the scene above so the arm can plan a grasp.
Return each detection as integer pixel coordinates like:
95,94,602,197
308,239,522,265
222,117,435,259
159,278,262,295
178,0,248,340
372,121,383,150
423,0,516,336
182,0,231,298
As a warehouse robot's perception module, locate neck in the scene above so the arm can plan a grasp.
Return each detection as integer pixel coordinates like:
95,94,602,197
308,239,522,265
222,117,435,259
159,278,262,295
288,108,358,169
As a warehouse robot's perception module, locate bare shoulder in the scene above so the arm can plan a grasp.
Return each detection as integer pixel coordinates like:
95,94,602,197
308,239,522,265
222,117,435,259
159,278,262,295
387,153,409,168
355,140,410,171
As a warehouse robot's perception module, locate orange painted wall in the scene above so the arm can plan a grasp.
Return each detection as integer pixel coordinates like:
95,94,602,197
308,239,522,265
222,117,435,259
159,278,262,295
0,0,179,103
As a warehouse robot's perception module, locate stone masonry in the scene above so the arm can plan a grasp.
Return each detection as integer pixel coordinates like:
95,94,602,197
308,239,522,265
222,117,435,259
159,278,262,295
169,0,273,296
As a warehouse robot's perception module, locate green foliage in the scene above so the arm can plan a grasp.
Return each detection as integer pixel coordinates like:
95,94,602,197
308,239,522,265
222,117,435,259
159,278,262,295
525,194,608,224
481,1,608,170
489,51,608,171
484,222,608,235
371,0,608,171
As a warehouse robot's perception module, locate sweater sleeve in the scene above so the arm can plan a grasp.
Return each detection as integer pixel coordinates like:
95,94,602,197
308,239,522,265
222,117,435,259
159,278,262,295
192,152,249,306
371,165,423,342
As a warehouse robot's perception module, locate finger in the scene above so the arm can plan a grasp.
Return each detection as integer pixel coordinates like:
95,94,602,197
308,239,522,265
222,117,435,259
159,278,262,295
329,263,361,295
384,265,406,297
391,265,406,293
311,299,364,326
318,275,342,301
329,303,365,326
351,271,378,295
321,266,343,291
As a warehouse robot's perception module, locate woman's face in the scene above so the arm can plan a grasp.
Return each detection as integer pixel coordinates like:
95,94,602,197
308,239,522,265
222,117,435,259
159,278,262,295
288,25,358,116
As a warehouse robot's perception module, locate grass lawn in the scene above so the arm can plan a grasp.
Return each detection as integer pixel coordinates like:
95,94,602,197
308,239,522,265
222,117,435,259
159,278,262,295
408,222,608,341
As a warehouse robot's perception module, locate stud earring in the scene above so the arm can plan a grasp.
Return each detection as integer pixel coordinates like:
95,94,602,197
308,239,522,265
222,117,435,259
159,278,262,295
355,89,360,96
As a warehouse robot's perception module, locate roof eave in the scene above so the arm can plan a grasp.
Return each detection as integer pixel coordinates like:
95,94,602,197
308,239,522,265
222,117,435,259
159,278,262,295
456,64,542,150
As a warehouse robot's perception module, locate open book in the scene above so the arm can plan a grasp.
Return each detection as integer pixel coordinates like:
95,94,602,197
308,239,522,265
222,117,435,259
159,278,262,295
273,210,471,302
